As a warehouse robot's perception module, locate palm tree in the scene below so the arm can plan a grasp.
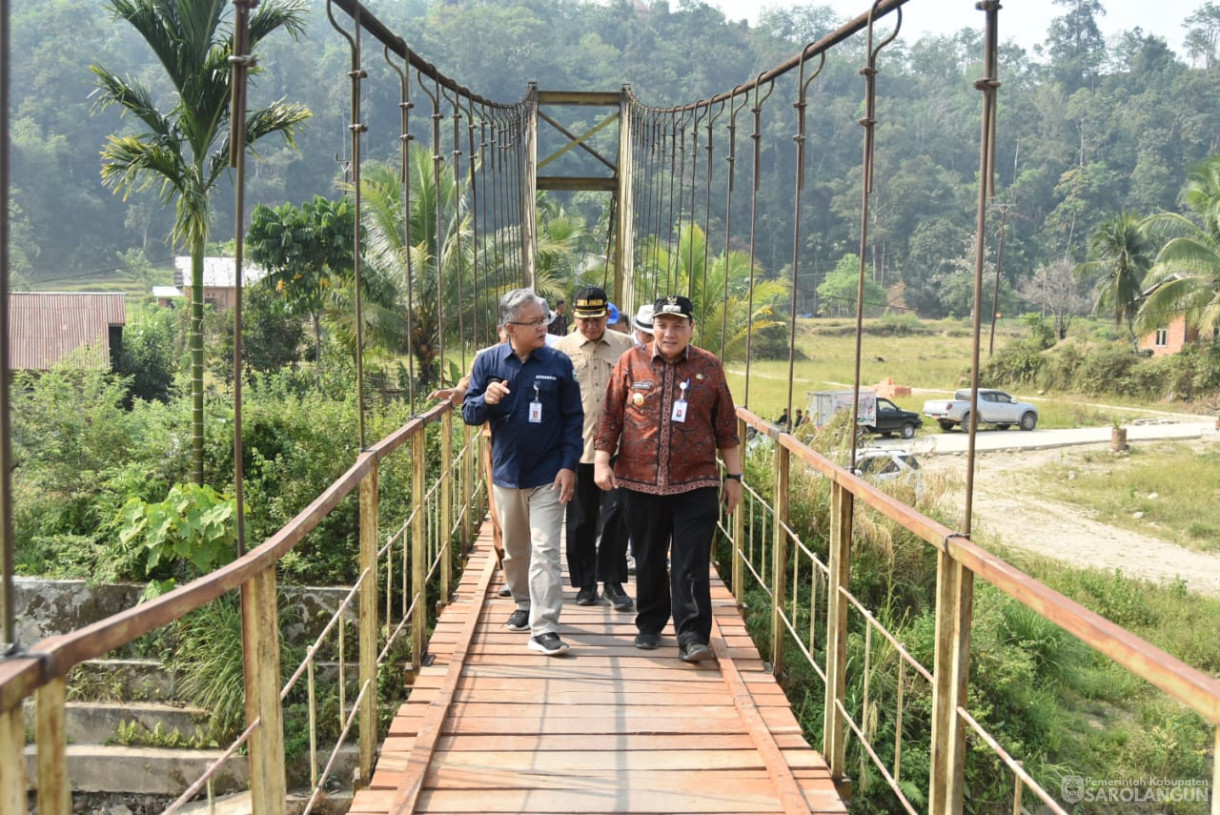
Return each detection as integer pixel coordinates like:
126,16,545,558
91,0,310,484
1139,155,1220,337
359,153,476,388
1074,211,1154,345
638,224,787,359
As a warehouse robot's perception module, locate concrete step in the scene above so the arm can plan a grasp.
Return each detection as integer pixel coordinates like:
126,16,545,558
24,743,360,797
70,658,177,702
25,744,247,795
25,700,209,746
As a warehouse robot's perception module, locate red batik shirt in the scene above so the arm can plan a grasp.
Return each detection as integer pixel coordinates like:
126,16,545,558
594,342,739,495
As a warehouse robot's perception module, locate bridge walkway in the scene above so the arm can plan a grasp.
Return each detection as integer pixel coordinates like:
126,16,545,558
350,520,847,815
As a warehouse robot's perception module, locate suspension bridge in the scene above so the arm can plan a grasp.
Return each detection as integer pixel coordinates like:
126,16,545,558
2,1,1218,813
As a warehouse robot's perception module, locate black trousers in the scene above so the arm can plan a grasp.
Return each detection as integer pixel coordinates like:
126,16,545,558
624,487,719,647
566,463,629,590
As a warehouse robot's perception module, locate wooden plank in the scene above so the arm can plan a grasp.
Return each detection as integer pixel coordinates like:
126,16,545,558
415,785,781,813
362,517,844,815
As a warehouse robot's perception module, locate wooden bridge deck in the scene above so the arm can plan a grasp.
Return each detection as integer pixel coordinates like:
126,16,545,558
350,521,847,815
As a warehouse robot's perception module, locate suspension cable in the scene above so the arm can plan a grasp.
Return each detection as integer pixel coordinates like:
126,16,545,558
786,48,827,427
384,42,416,406
850,0,901,470
228,0,258,555
744,76,775,407
328,0,369,448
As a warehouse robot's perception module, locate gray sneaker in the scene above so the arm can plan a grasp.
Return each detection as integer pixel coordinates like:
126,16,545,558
504,609,530,631
528,632,570,656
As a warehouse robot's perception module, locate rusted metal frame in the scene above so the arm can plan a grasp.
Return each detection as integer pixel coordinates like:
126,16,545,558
964,1,1001,537
698,101,724,338
535,108,618,172
770,444,790,679
744,75,775,406
242,566,287,815
786,48,827,424
0,0,14,661
823,480,853,781
731,417,747,609
384,43,417,404
329,0,370,449
674,111,691,294
721,90,748,358
850,1,902,472
613,90,632,304
229,0,257,557
522,87,539,287
684,106,704,303
929,551,972,815
957,707,1068,814
410,430,428,678
358,460,379,784
35,677,67,815
440,84,467,374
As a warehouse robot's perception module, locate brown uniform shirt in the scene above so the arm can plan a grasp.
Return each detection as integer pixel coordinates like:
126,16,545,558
555,328,635,464
594,342,739,495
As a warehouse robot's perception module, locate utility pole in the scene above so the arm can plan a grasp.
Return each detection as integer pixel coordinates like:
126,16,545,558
989,202,1013,357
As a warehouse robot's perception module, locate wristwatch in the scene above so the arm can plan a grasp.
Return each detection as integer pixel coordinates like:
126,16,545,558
723,473,743,482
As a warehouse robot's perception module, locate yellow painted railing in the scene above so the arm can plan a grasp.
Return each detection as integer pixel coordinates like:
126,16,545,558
0,401,484,815
725,409,1220,815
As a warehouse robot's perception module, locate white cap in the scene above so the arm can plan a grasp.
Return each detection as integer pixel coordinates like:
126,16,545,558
633,304,654,333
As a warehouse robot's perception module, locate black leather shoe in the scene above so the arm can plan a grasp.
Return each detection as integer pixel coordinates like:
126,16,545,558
574,587,598,606
603,582,634,611
679,642,713,663
634,632,661,650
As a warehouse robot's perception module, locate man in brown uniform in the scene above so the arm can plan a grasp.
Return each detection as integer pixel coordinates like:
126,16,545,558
594,295,743,662
556,286,636,609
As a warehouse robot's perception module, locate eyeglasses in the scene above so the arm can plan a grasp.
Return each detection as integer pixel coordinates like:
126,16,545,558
509,318,548,328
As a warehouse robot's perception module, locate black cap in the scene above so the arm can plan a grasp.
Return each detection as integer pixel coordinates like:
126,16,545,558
653,295,694,321
573,286,609,318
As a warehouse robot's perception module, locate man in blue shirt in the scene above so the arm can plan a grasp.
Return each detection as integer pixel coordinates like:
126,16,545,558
463,288,583,656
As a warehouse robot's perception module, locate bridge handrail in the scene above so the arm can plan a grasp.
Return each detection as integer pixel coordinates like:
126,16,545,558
736,405,1220,726
0,401,448,717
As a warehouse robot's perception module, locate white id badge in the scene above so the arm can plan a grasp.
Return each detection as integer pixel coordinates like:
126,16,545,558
529,401,543,423
671,399,688,423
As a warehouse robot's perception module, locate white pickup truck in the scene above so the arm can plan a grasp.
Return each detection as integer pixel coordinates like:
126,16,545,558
922,388,1038,432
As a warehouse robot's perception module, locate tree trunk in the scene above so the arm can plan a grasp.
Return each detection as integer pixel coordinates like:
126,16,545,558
191,235,205,485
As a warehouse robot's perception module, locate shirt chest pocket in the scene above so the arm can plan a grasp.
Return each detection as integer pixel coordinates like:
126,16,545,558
529,376,558,405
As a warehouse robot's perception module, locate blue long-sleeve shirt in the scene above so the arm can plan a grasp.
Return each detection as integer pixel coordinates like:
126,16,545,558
462,342,584,489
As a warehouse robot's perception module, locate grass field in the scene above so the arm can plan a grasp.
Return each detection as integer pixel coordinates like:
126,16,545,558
1040,441,1220,551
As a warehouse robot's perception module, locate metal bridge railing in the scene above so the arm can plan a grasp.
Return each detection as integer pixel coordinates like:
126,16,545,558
723,409,1220,814
0,402,485,815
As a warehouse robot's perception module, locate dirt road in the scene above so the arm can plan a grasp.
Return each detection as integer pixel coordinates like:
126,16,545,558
923,440,1220,596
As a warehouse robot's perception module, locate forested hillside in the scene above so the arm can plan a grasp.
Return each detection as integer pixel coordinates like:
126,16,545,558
11,0,1220,320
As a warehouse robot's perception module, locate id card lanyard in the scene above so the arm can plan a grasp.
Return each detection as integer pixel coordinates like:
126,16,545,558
671,378,689,423
528,383,543,423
